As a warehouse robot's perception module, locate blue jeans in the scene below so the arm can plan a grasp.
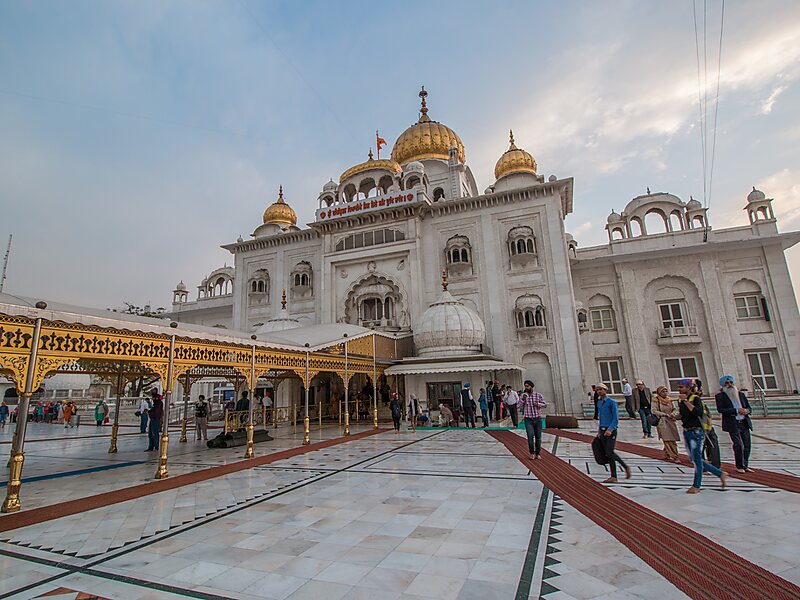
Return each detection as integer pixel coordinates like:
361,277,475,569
684,428,723,488
480,409,489,427
638,407,652,436
140,412,148,433
148,418,161,450
524,417,543,456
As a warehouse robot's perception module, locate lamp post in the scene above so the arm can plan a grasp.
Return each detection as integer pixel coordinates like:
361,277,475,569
343,333,350,435
246,344,256,458
372,332,378,428
303,343,310,445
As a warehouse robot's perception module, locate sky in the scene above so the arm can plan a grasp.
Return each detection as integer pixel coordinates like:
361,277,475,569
1,0,799,310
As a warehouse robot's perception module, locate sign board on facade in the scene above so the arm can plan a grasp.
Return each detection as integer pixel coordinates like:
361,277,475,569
315,190,418,221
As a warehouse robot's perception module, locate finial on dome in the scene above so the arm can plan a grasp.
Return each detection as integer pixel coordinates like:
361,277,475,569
368,148,374,160
509,129,517,150
647,186,651,194
281,288,287,309
441,269,448,291
418,86,430,123
278,185,285,203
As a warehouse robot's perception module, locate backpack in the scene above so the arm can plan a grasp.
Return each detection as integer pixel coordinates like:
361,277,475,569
689,393,713,431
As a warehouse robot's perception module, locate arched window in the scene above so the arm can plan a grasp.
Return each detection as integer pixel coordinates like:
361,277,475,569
515,295,546,334
588,294,615,331
669,211,683,232
290,261,313,298
252,281,258,292
644,210,668,234
630,218,644,237
508,226,537,266
433,188,445,202
444,235,473,275
335,228,405,252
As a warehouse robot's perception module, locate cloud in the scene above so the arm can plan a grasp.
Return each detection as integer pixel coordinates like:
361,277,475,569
761,85,787,114
760,168,800,227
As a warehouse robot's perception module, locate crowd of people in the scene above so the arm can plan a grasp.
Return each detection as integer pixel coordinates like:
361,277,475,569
591,374,754,493
0,399,83,427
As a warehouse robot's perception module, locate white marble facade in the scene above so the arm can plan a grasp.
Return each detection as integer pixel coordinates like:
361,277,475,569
167,90,800,414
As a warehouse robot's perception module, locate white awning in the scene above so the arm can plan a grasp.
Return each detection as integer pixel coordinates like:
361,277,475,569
384,358,522,376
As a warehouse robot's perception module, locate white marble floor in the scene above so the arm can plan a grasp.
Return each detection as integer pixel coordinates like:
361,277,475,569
1,418,799,599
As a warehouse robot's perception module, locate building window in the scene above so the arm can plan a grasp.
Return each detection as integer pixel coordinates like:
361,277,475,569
444,235,472,275
590,308,614,331
290,261,313,299
735,295,762,319
658,302,685,329
665,357,699,392
747,351,778,390
597,360,624,394
335,228,405,252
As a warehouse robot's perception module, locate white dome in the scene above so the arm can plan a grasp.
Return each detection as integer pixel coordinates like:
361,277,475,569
323,179,337,192
414,288,486,358
747,186,766,203
686,197,702,210
255,309,301,334
404,160,425,174
175,280,187,291
607,210,622,224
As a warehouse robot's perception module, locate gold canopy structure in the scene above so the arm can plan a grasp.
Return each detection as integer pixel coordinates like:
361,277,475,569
0,294,397,513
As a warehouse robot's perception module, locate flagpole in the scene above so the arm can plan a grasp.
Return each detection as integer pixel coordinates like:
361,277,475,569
376,130,380,159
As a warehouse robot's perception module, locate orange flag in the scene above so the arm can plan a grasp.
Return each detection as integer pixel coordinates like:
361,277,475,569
376,130,387,157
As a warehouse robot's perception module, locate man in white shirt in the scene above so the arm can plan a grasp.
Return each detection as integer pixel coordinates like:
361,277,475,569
503,384,520,427
138,397,151,434
622,378,636,418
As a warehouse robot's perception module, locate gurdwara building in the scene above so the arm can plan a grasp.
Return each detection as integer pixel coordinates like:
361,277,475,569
168,88,800,416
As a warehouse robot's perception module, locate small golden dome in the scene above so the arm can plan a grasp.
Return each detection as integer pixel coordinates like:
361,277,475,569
262,185,297,226
391,86,465,165
340,149,402,183
494,130,537,180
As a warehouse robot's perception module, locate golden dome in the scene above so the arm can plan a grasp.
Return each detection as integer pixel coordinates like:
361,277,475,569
494,130,537,180
262,186,297,226
340,149,402,183
391,86,465,165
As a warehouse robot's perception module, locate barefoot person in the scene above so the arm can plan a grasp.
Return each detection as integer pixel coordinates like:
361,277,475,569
519,380,546,459
715,375,753,473
677,378,727,494
652,386,680,462
595,384,631,483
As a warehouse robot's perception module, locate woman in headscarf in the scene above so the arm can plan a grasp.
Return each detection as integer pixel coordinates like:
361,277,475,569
389,392,403,434
652,385,681,462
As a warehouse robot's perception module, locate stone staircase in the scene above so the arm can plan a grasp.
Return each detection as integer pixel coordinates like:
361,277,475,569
749,393,800,418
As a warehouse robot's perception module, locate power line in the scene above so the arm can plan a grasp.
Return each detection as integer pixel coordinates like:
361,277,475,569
692,0,707,207
707,0,725,213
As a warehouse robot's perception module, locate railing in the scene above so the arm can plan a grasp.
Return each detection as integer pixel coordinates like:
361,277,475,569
657,325,698,339
751,378,768,417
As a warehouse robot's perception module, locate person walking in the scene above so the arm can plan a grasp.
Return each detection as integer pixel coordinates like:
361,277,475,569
490,381,502,422
589,384,599,420
94,399,105,426
715,375,753,473
195,395,209,441
146,390,163,452
460,383,476,428
389,392,402,433
633,380,653,438
138,396,151,434
677,378,727,493
595,383,631,483
408,393,421,432
478,388,489,428
519,380,547,459
622,378,636,418
652,386,681,462
692,379,721,469
63,402,75,428
0,401,8,427
503,384,520,427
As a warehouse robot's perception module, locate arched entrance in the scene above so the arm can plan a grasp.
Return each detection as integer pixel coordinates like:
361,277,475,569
522,352,554,409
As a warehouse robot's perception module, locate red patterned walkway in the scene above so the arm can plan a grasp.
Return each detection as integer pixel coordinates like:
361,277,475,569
547,428,800,494
490,430,800,600
0,428,386,533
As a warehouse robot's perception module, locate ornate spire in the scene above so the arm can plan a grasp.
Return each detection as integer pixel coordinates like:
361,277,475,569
508,129,517,150
441,268,449,291
278,185,285,203
368,148,374,160
418,86,430,123
281,288,287,310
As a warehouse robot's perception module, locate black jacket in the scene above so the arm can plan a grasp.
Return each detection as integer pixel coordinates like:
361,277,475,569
715,389,753,432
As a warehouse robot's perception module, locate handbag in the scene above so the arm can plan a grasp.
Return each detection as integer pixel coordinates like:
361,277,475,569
647,413,660,427
591,436,610,465
135,411,141,417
